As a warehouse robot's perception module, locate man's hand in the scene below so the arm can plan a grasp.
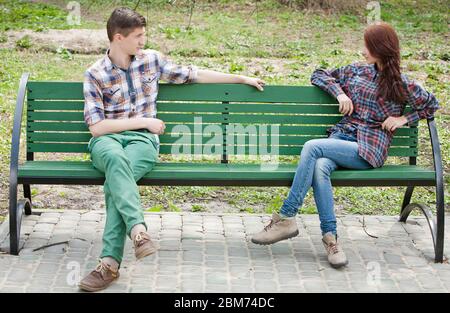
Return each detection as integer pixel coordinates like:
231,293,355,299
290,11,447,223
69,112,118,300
242,76,265,91
381,116,408,132
195,69,265,91
147,118,166,135
337,93,354,116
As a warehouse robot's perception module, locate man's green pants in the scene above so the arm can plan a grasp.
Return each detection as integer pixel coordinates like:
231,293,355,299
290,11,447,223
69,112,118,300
88,130,159,264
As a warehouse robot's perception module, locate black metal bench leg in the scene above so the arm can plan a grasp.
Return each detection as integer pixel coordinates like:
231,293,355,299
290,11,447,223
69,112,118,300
434,177,445,263
399,190,445,263
401,186,414,214
9,182,19,255
9,199,30,256
23,184,32,215
9,178,31,255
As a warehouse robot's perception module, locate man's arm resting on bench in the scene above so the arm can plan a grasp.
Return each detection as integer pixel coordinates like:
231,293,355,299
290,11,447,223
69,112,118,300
89,117,165,138
195,69,265,91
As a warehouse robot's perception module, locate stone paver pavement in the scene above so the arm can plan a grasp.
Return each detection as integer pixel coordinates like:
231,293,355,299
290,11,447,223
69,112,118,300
0,210,449,293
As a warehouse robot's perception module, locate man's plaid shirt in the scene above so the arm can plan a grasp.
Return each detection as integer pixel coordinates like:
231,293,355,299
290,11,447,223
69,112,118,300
83,49,198,127
311,63,439,168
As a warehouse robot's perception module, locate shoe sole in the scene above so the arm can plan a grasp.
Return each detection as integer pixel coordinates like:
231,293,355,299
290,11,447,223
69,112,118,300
251,230,299,245
135,242,160,260
330,260,349,269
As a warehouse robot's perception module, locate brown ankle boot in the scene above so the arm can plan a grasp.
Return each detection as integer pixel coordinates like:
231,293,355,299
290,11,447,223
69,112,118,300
78,261,120,292
133,232,159,260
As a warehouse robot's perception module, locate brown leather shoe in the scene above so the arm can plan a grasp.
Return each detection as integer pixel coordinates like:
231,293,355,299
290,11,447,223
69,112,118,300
133,232,159,260
78,261,120,292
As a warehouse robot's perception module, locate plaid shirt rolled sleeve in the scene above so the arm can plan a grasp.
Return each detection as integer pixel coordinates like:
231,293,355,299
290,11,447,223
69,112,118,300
83,71,105,127
310,65,357,98
155,51,198,84
403,77,440,125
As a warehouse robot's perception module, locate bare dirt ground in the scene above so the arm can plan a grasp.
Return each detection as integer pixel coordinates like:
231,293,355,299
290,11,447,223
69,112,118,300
1,29,109,54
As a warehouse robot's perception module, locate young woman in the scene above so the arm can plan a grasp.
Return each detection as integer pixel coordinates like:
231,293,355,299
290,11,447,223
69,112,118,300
251,22,439,268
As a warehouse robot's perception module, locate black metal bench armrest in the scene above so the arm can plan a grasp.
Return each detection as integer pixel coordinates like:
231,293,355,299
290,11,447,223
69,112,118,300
9,73,29,206
427,118,445,243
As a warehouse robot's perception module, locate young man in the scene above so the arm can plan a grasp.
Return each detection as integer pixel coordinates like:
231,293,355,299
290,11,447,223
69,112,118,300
79,7,264,292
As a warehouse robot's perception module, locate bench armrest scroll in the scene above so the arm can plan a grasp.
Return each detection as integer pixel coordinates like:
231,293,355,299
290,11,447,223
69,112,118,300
9,73,29,196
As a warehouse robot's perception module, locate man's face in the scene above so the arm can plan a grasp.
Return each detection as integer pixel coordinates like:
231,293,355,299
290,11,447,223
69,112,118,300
114,27,146,55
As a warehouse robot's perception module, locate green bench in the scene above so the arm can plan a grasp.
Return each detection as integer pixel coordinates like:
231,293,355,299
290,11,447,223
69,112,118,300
9,72,445,262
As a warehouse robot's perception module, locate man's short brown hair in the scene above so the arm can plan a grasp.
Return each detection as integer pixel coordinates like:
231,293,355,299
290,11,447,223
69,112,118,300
107,7,146,42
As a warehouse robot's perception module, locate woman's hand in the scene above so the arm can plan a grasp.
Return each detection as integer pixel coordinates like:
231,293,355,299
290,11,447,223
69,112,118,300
337,93,354,116
381,116,408,132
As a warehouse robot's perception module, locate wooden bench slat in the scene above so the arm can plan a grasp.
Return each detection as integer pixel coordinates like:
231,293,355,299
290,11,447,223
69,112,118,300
28,100,416,117
26,122,417,138
27,122,88,131
28,100,85,111
224,145,418,157
27,132,417,146
157,113,343,124
28,111,84,121
27,142,417,156
17,161,435,182
27,82,339,103
159,103,342,114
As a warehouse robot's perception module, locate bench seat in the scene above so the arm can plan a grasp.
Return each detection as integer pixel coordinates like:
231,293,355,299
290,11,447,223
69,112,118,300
18,161,436,186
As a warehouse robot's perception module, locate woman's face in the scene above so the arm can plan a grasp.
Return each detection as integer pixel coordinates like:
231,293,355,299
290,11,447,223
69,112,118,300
362,44,379,64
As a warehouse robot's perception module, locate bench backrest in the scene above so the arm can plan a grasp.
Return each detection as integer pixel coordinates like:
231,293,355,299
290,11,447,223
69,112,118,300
26,82,419,161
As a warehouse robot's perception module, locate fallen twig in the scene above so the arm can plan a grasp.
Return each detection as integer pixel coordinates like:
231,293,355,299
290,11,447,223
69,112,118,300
32,238,88,252
362,215,378,239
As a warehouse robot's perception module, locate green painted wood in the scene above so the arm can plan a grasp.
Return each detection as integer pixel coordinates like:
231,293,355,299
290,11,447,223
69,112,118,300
158,102,342,114
225,135,417,147
157,113,343,124
28,111,84,121
28,100,85,111
18,161,435,181
27,82,339,103
27,140,417,156
25,122,417,139
158,84,339,103
159,102,224,113
27,100,416,118
225,125,417,137
224,145,418,157
25,82,419,157
157,113,223,123
224,114,340,124
28,132,91,142
27,132,417,150
27,82,83,100
27,122,88,131
27,143,88,153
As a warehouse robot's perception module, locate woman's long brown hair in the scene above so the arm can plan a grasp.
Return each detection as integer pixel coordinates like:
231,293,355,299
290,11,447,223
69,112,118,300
364,22,407,104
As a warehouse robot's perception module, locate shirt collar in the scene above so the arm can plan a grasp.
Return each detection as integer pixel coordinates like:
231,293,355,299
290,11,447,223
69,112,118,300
369,63,379,79
104,49,143,71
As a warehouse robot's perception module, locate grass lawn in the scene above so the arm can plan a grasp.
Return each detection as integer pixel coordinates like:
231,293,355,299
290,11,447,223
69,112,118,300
0,0,448,216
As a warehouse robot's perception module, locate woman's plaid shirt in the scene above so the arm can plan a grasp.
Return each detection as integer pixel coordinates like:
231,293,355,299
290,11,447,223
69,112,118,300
311,63,439,168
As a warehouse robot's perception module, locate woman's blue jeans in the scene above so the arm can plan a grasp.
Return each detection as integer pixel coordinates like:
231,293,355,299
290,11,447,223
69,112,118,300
280,133,373,235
